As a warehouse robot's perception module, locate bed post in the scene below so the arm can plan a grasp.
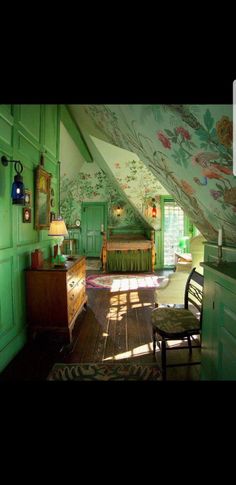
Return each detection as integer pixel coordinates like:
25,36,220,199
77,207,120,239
151,230,155,273
101,232,107,272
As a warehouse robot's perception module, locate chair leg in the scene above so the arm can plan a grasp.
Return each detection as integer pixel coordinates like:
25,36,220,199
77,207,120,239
161,339,167,381
153,328,156,356
187,336,192,355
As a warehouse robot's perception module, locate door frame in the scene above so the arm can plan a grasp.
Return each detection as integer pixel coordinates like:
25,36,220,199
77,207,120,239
159,196,191,269
81,201,108,256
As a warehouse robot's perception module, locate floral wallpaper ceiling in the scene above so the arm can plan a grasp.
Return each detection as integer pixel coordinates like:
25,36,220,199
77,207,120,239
89,136,168,230
60,161,144,229
77,104,235,244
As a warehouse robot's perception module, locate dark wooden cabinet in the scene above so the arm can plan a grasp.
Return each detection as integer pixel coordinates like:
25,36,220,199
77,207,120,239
26,256,87,343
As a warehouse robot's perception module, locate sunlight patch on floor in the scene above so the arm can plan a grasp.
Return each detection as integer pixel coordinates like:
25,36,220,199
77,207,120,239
131,302,152,309
103,342,159,361
110,275,164,292
110,294,127,305
129,292,140,302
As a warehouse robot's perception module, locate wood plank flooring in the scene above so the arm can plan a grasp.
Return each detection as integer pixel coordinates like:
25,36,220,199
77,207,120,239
0,269,201,381
65,287,201,380
65,288,155,364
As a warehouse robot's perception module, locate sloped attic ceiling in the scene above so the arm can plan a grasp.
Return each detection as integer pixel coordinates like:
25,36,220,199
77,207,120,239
78,132,168,230
59,117,150,229
69,104,235,245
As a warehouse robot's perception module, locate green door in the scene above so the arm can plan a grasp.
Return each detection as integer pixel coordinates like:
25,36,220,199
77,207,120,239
81,202,107,257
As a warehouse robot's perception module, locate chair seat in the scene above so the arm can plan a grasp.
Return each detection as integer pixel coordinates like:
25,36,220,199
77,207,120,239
151,307,200,339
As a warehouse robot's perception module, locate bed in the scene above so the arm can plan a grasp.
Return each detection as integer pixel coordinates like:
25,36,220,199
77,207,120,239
101,229,155,273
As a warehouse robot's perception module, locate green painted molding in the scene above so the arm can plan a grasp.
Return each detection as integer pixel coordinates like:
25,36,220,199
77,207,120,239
61,105,93,163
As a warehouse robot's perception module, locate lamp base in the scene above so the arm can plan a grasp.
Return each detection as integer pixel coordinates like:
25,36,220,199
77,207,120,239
54,244,59,258
52,254,67,267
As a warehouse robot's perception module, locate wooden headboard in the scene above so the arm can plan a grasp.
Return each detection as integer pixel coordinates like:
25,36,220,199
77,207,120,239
108,226,151,240
101,228,155,272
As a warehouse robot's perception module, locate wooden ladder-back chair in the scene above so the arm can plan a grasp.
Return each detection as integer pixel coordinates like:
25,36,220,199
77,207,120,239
152,267,204,380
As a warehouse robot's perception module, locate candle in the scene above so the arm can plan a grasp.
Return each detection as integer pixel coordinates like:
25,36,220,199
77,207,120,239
69,240,73,251
218,228,222,246
101,224,104,232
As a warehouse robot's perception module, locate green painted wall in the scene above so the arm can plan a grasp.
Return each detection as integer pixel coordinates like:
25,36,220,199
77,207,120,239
0,104,60,373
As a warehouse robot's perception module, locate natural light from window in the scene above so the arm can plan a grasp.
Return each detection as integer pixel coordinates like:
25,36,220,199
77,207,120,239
103,342,157,361
110,275,166,292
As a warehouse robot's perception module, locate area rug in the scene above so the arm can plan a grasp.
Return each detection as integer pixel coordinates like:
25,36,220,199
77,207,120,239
47,363,161,381
86,273,169,290
86,259,101,271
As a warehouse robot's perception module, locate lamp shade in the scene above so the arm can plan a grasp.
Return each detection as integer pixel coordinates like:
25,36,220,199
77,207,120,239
48,218,68,236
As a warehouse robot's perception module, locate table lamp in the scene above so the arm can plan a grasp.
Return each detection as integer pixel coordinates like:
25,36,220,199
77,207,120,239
48,216,68,264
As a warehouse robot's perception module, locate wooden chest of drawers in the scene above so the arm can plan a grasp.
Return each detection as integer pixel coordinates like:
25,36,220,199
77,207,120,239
26,256,87,343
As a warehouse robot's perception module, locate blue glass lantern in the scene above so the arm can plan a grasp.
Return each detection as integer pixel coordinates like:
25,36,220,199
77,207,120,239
1,156,25,205
11,171,25,204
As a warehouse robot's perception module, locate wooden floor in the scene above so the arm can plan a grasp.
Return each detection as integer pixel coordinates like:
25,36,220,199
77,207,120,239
0,270,201,381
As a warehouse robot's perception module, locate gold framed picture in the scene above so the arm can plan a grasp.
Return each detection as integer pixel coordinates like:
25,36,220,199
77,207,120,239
35,165,51,230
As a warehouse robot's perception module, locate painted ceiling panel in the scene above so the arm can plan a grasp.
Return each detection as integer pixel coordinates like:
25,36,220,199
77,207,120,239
89,135,168,230
60,122,85,176
71,104,235,245
60,159,144,229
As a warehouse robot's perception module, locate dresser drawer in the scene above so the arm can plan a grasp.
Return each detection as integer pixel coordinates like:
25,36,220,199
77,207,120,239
67,262,85,291
68,259,85,277
67,278,86,322
26,256,87,344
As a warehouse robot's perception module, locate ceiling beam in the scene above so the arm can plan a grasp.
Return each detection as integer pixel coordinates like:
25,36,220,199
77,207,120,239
60,105,93,162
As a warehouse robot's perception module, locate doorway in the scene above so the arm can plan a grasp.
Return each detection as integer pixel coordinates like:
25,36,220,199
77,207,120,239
81,202,107,257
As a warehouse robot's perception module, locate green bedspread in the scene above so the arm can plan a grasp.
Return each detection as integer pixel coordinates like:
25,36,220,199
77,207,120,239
107,250,152,272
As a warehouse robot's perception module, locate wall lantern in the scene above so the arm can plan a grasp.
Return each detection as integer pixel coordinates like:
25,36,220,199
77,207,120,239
116,205,121,217
152,198,157,218
1,155,25,205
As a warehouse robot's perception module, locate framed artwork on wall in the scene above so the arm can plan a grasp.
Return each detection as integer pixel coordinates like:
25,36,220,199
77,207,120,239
35,165,51,230
23,207,31,223
24,189,32,207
